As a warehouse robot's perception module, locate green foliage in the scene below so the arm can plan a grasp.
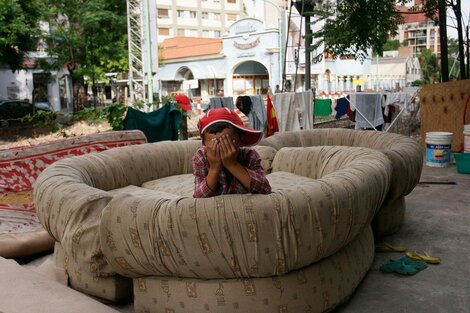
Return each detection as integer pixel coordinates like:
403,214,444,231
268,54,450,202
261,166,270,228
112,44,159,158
383,40,401,52
411,79,427,87
418,48,440,83
41,0,128,80
310,0,404,63
72,107,107,124
22,110,60,132
71,102,127,131
0,0,43,70
102,102,126,130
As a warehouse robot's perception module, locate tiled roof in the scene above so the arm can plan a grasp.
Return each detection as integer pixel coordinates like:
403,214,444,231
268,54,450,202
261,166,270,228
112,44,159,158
161,37,223,60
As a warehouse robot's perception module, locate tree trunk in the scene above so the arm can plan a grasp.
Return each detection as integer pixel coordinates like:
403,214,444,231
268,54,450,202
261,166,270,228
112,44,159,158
438,0,449,81
452,0,467,79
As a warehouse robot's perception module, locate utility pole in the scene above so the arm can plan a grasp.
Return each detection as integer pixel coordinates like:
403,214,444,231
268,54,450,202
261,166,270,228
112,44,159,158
292,0,315,91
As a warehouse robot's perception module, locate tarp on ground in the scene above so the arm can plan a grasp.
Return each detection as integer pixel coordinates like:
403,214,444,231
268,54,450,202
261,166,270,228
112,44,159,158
123,104,182,143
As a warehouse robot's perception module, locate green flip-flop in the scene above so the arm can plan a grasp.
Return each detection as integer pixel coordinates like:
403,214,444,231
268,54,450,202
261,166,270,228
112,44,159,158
380,257,428,275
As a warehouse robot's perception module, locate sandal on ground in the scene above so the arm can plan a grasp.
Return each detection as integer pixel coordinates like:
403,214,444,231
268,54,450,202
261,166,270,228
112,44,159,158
380,257,428,275
405,251,441,264
375,242,406,253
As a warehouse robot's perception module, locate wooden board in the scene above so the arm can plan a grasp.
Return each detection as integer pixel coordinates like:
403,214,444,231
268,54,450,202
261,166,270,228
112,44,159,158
420,80,470,151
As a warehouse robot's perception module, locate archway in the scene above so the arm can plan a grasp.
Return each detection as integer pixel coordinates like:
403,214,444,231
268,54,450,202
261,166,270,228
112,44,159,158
232,61,269,96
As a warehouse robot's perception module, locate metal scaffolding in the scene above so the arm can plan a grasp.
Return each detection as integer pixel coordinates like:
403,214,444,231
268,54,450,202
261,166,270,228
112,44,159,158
126,0,156,106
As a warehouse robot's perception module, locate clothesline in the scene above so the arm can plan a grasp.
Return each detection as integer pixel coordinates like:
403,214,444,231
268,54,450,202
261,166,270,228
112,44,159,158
343,91,419,132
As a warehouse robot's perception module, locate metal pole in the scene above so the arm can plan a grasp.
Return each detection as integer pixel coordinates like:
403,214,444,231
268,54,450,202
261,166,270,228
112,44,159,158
90,34,97,108
466,24,469,79
376,54,379,91
144,0,153,106
305,14,311,90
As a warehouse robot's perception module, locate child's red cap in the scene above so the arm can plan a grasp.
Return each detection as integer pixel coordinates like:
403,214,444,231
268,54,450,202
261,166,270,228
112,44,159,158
197,108,263,146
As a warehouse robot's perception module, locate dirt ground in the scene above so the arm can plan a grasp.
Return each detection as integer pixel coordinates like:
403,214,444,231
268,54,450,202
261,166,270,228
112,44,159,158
0,121,112,150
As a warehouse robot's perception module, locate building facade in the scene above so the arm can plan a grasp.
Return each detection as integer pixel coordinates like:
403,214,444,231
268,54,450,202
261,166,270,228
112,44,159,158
156,0,246,43
158,18,281,99
395,3,440,57
0,22,73,112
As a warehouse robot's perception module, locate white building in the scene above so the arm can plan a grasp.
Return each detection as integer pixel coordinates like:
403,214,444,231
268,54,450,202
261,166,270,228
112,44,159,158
158,18,281,99
370,51,422,90
0,22,73,112
156,0,246,43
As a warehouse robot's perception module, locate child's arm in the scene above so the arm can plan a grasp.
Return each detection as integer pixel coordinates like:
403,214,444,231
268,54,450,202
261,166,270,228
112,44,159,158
218,134,252,190
205,138,222,192
192,147,219,198
218,135,271,194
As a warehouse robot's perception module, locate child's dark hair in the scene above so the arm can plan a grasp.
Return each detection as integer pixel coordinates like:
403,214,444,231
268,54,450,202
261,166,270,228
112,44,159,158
202,122,243,144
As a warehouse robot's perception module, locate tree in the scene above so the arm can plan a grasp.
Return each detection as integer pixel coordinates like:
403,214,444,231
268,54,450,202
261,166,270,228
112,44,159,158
419,48,440,83
0,0,43,71
42,0,128,109
420,0,466,80
308,0,405,63
305,0,466,81
383,39,401,52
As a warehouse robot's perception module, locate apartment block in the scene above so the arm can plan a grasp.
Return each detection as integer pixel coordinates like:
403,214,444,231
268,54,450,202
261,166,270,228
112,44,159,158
156,0,246,43
395,4,440,57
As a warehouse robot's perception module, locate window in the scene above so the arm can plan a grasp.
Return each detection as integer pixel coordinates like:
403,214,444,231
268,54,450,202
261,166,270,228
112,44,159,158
227,14,237,21
214,30,221,37
177,29,185,36
177,10,185,18
227,0,236,3
157,8,169,18
202,30,211,37
188,29,198,36
213,13,220,21
189,11,197,18
201,12,209,19
158,28,170,36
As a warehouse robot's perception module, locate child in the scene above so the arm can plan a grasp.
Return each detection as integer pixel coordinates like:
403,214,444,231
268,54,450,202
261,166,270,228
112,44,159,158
192,107,271,198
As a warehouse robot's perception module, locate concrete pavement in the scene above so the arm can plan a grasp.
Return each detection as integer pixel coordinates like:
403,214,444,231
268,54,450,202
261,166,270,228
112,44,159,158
335,162,470,313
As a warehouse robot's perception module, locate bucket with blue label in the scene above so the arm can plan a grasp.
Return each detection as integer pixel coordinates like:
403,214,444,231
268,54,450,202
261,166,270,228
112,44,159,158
425,132,453,167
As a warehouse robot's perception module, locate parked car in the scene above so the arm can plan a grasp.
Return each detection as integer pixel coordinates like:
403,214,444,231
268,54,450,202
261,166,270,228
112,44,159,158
0,100,51,127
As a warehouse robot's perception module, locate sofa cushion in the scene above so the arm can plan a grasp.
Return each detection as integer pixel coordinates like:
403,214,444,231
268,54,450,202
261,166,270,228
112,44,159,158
133,226,374,313
142,174,194,197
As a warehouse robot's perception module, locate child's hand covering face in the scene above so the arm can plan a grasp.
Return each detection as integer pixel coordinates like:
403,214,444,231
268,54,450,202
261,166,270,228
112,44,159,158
204,128,241,170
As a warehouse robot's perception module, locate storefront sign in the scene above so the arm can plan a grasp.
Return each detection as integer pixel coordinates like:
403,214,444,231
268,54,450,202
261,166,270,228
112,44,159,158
234,37,260,50
234,22,257,34
236,52,256,58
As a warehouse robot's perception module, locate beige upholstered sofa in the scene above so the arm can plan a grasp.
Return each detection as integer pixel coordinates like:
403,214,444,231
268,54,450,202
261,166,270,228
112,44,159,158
259,128,423,236
33,129,422,312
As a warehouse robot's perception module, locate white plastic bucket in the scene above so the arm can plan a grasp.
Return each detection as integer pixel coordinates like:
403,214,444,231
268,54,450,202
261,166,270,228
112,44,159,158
464,125,470,153
425,132,453,167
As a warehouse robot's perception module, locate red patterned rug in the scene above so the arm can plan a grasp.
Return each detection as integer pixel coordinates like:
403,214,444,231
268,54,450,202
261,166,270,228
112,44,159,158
0,130,147,257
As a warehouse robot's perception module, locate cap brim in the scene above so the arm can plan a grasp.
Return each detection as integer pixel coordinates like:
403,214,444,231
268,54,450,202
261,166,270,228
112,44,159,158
233,124,263,146
200,119,263,146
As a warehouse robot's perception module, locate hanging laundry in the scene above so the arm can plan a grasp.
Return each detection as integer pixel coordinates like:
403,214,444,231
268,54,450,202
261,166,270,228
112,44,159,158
295,90,314,130
208,96,235,110
235,96,252,116
265,95,279,137
272,92,300,132
349,93,384,130
314,98,332,116
123,104,181,143
248,95,267,132
335,97,349,119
